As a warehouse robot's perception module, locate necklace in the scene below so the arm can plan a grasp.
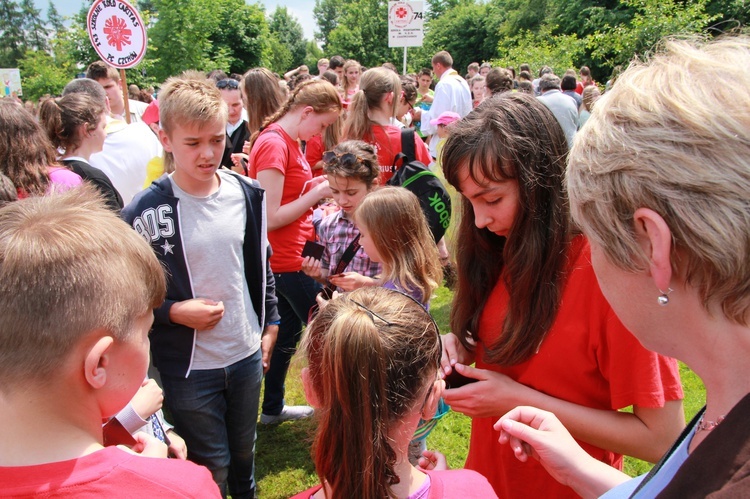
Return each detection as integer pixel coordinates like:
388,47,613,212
696,414,725,433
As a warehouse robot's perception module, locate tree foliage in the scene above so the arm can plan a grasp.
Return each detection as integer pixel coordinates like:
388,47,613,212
326,0,403,67
313,0,342,50
149,0,269,81
17,49,71,99
269,6,307,69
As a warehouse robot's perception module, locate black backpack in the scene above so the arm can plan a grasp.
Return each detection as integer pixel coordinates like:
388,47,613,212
387,129,451,242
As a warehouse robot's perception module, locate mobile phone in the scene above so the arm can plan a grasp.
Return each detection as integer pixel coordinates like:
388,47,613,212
443,369,479,389
301,240,325,260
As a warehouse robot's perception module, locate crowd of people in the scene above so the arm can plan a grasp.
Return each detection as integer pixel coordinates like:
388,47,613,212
1,35,750,499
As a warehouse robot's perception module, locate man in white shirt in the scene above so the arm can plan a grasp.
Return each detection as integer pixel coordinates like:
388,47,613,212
414,50,472,158
86,61,148,123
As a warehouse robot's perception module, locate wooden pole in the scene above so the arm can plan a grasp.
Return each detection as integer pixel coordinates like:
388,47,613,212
119,68,131,124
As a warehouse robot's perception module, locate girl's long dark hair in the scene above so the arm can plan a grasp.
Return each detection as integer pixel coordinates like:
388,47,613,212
442,93,571,365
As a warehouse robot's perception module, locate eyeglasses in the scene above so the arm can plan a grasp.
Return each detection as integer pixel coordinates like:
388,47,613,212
402,91,415,110
216,79,239,90
322,151,363,168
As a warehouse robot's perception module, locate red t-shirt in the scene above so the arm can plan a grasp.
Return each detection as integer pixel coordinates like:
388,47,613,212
304,134,326,178
0,446,220,498
464,235,684,499
249,123,315,273
367,124,432,183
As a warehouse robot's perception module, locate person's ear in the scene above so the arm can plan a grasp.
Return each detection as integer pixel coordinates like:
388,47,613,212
84,335,115,390
633,207,673,291
300,106,314,120
158,128,172,152
301,367,321,408
421,378,445,420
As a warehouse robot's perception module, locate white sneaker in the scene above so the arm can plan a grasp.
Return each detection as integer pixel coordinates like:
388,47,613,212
260,405,314,424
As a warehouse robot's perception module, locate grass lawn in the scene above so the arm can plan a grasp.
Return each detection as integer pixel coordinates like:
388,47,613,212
255,285,706,498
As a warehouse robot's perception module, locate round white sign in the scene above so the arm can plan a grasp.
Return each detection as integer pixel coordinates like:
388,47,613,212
389,2,414,29
87,0,147,69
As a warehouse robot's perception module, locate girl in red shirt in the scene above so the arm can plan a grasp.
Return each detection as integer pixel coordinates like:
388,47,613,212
437,93,685,498
247,79,342,423
344,67,431,184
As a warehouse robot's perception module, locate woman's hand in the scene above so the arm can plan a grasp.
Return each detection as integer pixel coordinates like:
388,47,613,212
300,175,332,200
440,333,475,376
494,407,629,498
442,363,528,419
327,271,375,291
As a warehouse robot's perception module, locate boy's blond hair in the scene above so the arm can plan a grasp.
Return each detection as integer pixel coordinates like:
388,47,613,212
0,187,166,387
159,71,228,172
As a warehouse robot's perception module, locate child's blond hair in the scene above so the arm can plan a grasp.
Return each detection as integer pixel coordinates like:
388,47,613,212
0,187,166,387
159,71,228,172
354,187,442,302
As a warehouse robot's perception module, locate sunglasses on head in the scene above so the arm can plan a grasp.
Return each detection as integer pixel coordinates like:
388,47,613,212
217,79,239,90
322,151,363,168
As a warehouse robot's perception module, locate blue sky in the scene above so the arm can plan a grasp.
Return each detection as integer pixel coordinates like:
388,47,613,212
34,0,317,40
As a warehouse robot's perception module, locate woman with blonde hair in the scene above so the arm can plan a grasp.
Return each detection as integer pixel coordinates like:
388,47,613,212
292,287,497,499
344,67,431,183
496,36,750,497
341,59,361,105
248,78,342,424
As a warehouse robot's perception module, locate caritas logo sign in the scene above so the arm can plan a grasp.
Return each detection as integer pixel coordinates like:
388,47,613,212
87,0,147,69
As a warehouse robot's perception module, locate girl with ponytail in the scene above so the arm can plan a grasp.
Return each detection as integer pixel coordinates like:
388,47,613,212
344,67,431,183
39,93,123,210
292,287,497,499
248,78,343,424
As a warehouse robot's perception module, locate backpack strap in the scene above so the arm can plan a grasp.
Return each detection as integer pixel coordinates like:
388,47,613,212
391,128,417,174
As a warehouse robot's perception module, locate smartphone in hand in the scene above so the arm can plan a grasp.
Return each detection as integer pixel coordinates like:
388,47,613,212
444,369,479,389
301,240,325,260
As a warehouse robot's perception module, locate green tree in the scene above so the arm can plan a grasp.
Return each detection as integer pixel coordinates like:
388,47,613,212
313,0,342,50
20,0,47,51
149,0,269,80
208,0,269,74
304,39,325,70
417,1,499,71
18,49,74,99
588,0,717,73
266,33,292,73
46,0,65,35
0,0,25,66
496,27,586,75
268,6,307,69
326,0,402,67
